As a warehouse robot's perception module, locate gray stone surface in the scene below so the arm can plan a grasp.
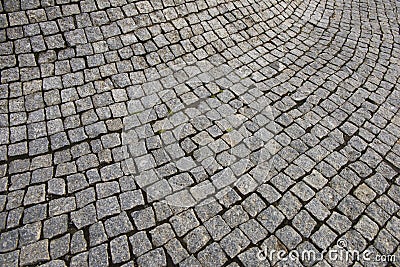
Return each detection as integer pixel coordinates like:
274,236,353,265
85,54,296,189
197,243,227,267
20,239,50,266
0,0,399,266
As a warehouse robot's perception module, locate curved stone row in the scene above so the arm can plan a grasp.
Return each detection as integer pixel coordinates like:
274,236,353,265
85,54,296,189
0,0,399,266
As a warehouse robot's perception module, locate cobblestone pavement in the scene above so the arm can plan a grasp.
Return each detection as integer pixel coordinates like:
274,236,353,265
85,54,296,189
1,0,400,266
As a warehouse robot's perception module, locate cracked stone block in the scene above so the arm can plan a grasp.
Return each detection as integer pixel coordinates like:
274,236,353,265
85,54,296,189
376,195,399,215
326,212,352,235
291,181,315,201
257,184,281,203
6,208,23,229
292,210,317,238
316,186,341,210
67,174,89,194
303,170,328,190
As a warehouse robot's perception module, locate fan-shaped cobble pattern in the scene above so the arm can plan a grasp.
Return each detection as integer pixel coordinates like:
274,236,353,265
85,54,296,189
0,0,399,266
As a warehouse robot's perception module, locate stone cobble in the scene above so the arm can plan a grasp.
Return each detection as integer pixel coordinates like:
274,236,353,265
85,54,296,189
0,0,400,266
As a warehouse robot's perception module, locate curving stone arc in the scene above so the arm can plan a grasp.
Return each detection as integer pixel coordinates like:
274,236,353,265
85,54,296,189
0,0,399,266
